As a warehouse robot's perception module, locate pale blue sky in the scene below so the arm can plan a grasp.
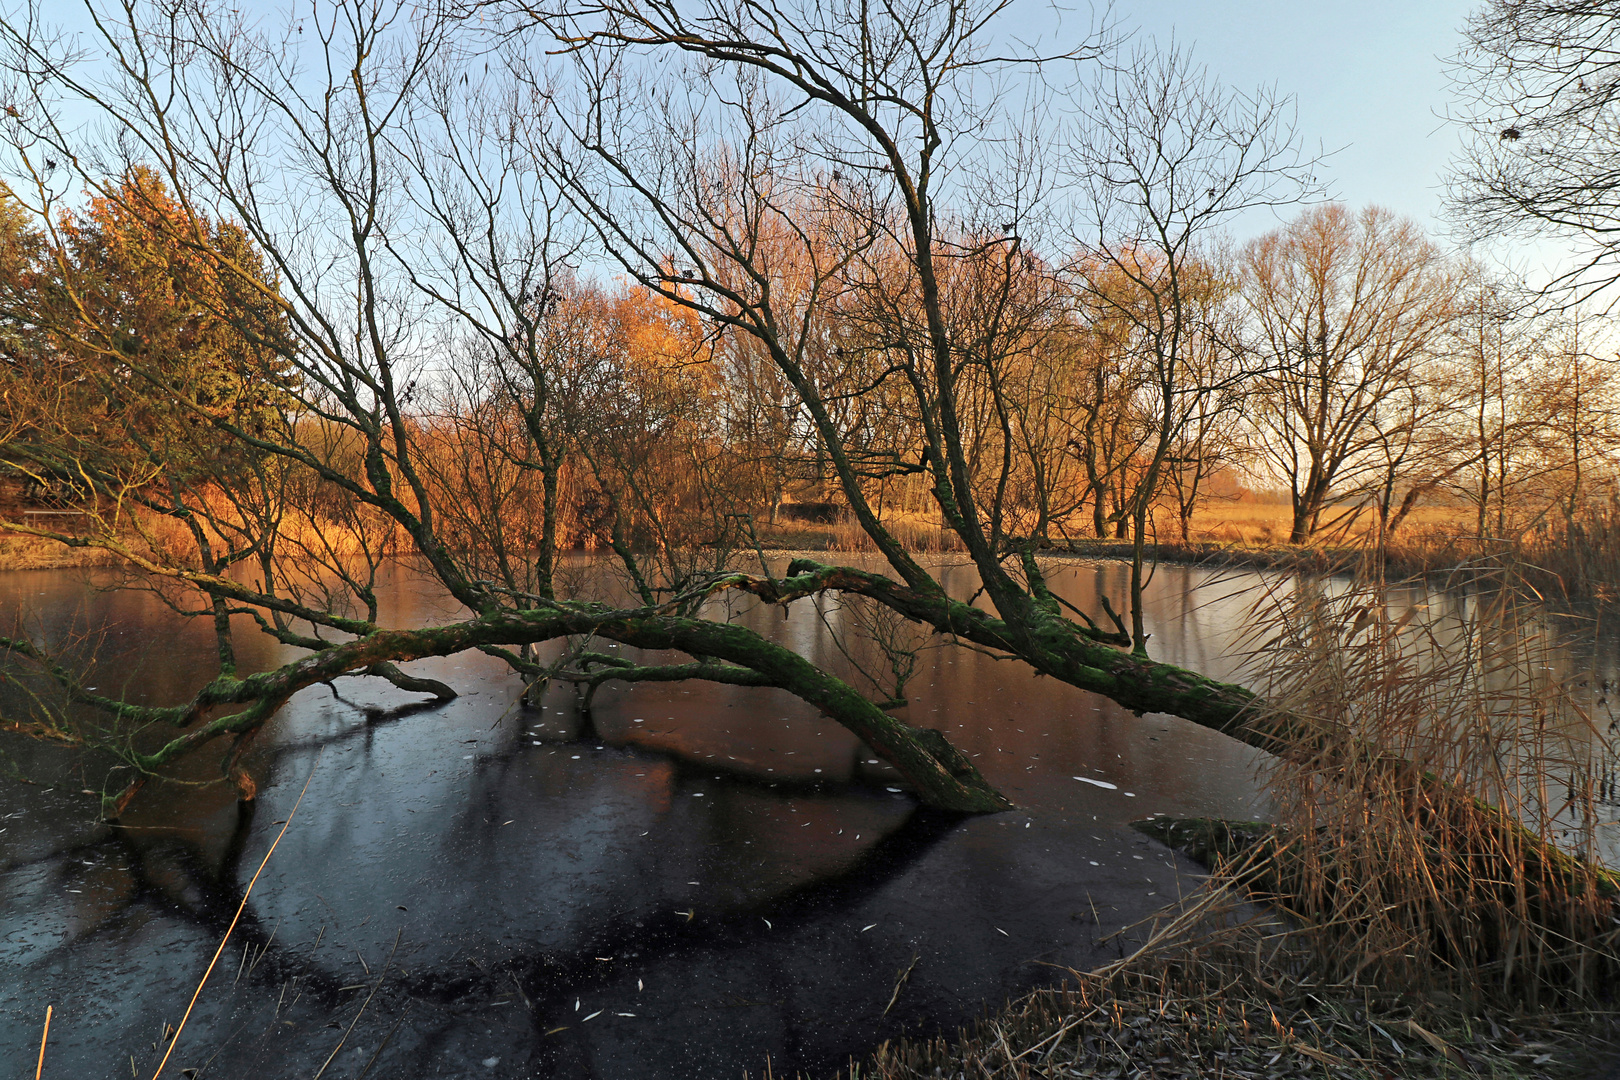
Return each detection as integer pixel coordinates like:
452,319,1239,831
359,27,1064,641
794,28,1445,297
39,0,1489,252
1048,0,1480,236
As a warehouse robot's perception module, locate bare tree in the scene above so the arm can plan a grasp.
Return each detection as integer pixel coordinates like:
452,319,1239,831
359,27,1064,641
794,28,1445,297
1060,44,1305,648
1162,265,1252,544
0,0,1022,813
1241,204,1459,544
1525,312,1620,525
1356,372,1454,547
1064,255,1164,540
1449,0,1620,307
1442,273,1548,541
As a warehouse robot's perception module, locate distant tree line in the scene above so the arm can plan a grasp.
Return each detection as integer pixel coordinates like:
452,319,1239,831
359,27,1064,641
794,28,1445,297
0,171,1607,572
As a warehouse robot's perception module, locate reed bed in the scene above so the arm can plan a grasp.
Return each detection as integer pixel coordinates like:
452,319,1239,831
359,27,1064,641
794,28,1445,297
1516,502,1620,605
834,557,1620,1080
828,514,967,554
1238,565,1620,1002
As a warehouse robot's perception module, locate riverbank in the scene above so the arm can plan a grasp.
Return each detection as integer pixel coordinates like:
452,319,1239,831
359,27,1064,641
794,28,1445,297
0,500,1577,589
0,530,127,570
849,909,1619,1079
0,531,1513,580
755,521,1620,609
836,818,1620,1080
0,478,128,570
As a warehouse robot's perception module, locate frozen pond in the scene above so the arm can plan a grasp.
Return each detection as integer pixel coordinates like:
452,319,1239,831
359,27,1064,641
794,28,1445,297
0,556,1273,1078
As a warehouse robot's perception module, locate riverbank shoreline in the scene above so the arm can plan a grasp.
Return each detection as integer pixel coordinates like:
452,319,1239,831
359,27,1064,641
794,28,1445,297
0,532,128,570
845,923,1620,1080
0,516,1545,583
837,818,1620,1080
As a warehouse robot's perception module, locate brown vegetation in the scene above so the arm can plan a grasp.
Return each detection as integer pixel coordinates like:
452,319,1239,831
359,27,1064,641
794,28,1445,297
837,564,1620,1079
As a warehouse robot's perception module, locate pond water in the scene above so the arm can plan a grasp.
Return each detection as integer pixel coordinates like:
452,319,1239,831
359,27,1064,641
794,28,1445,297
2,556,1277,1078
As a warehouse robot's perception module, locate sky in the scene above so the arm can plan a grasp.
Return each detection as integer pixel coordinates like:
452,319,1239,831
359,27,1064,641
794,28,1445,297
41,0,1482,228
1018,0,1483,240
38,1,1485,237
32,0,1507,267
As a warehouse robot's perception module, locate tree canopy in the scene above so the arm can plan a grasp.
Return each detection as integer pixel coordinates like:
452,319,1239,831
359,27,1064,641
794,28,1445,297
0,166,296,495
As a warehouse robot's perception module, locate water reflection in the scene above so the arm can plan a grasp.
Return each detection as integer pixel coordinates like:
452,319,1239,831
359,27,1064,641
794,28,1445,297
0,556,1269,1078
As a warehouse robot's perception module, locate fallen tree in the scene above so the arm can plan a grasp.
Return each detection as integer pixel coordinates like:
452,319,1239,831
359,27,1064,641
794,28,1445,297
0,0,1611,944
0,0,1295,821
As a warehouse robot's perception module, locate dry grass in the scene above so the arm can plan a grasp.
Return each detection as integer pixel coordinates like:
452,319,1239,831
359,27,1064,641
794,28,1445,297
0,476,409,573
0,532,126,569
1148,497,1620,607
826,555,1620,1080
758,499,1502,580
1176,500,1475,548
1173,498,1303,547
1516,502,1620,605
828,512,967,554
1237,569,1620,1003
852,895,1618,1079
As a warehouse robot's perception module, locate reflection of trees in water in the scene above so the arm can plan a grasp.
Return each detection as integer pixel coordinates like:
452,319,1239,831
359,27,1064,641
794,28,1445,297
16,711,963,1074
283,684,900,801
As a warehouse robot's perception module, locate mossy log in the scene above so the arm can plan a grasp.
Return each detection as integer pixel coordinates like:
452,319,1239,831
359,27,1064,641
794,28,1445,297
56,600,1009,818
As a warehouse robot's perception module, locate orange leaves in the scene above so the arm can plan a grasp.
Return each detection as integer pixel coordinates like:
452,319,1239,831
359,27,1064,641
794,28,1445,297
587,281,708,379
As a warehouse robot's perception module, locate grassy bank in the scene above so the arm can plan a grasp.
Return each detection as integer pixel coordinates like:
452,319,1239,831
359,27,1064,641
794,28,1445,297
0,531,129,570
4,489,1612,597
755,500,1620,611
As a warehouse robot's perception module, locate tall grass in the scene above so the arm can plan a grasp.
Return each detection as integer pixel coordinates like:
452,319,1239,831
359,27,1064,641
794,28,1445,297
1322,497,1620,604
1516,500,1620,605
1238,566,1620,1003
828,514,966,554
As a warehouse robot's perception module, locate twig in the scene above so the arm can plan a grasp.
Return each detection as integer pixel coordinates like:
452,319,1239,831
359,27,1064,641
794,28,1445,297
149,753,321,1080
246,919,280,979
312,928,402,1080
353,1004,412,1080
34,1004,51,1080
883,953,920,1016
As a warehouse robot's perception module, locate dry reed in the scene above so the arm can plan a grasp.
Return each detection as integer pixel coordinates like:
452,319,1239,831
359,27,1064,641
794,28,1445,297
833,554,1620,1080
34,1005,50,1080
1517,500,1620,605
1238,566,1620,1004
828,514,966,554
147,755,321,1080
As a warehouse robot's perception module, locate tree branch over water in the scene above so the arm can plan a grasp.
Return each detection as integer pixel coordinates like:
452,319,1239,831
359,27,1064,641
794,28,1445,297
0,1,1612,942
